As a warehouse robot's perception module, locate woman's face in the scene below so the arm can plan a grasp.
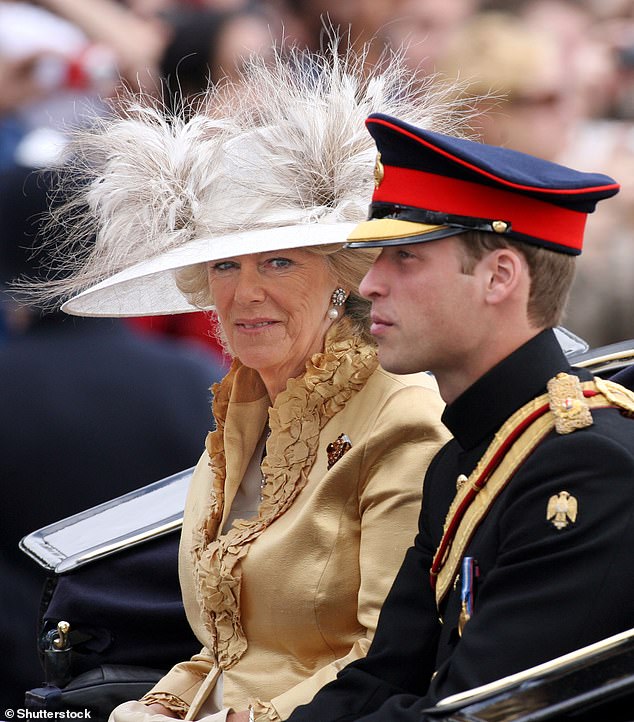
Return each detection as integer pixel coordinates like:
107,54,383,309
208,249,339,395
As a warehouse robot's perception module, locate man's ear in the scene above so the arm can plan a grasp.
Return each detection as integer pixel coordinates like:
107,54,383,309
482,247,526,305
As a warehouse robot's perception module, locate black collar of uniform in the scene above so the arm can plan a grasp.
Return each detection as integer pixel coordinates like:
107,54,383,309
442,329,578,451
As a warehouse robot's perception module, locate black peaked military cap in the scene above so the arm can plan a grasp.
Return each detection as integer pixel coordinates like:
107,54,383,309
347,113,620,255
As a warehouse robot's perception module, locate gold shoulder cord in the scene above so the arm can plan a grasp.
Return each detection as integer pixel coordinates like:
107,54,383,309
433,374,634,608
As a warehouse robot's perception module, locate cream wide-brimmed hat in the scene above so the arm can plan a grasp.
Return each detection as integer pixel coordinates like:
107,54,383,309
36,37,474,317
62,223,359,316
61,124,363,316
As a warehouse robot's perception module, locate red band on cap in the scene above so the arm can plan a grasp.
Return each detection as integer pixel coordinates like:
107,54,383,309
374,165,587,251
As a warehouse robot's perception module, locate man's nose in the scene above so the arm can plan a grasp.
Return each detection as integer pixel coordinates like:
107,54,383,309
359,254,388,299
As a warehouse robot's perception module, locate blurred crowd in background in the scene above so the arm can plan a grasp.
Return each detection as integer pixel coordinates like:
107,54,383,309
1,0,634,705
2,0,634,347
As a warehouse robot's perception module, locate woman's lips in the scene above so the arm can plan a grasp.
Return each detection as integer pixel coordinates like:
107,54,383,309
235,319,280,331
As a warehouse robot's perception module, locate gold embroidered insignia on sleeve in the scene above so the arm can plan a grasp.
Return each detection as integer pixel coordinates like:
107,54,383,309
374,153,384,189
547,490,578,529
547,373,593,434
326,433,352,470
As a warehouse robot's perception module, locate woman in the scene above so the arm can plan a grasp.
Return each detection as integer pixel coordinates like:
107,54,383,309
140,247,445,722
33,40,470,722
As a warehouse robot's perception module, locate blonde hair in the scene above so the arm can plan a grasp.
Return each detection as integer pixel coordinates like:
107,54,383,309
457,231,576,327
176,244,377,346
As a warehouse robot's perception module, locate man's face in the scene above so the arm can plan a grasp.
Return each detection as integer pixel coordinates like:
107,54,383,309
358,237,483,377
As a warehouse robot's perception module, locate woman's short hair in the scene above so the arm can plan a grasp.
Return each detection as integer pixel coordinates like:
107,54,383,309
175,244,377,349
457,230,576,328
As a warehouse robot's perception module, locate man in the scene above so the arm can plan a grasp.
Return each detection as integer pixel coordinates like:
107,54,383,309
285,114,634,721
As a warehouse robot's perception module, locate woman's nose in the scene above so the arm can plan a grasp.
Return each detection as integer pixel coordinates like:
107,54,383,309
234,265,266,303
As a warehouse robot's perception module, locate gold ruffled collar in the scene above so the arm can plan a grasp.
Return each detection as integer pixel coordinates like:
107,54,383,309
190,322,378,669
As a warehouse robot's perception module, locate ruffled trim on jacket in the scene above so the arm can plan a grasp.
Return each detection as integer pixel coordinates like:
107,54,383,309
190,322,378,670
140,692,189,718
250,699,281,721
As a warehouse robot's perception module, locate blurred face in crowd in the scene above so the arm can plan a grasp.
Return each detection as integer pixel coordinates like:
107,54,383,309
386,0,477,75
208,249,338,398
477,83,577,163
437,12,579,162
213,13,274,83
298,0,394,38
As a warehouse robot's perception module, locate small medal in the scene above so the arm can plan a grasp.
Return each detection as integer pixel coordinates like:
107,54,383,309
458,556,478,636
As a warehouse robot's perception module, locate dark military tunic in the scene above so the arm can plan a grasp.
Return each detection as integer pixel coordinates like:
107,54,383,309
287,329,634,721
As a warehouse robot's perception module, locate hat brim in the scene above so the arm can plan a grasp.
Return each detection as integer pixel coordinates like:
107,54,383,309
345,218,467,248
61,222,356,317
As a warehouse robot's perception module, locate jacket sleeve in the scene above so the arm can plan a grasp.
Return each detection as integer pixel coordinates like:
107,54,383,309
264,384,449,722
141,646,215,713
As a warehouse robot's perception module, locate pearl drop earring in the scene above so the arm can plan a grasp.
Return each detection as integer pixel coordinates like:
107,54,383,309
328,287,347,321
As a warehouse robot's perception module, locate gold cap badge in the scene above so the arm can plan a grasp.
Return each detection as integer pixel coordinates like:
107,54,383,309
373,153,384,189
547,490,578,529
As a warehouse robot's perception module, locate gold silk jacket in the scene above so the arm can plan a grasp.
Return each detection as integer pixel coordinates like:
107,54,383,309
143,332,449,720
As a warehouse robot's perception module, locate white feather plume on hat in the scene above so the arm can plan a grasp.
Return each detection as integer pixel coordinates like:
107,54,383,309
31,35,476,316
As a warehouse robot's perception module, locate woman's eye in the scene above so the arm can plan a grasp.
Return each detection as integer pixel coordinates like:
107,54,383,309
397,250,414,260
268,257,293,269
212,260,238,272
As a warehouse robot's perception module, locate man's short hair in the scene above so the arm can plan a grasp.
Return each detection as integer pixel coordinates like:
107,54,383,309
457,231,576,328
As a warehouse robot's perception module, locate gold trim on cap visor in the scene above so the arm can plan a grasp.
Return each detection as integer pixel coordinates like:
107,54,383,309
347,218,447,242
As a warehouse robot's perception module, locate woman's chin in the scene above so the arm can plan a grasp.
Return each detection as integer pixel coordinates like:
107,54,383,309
233,343,287,374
